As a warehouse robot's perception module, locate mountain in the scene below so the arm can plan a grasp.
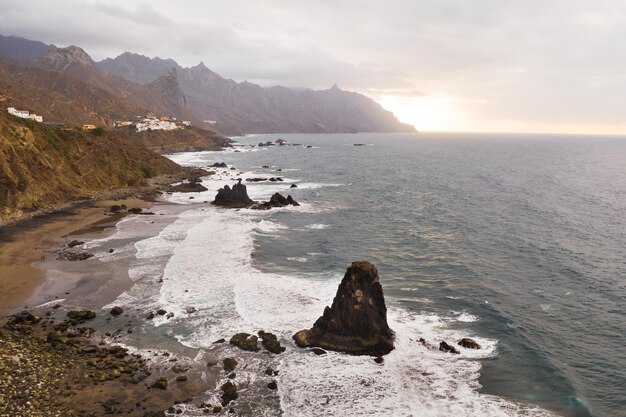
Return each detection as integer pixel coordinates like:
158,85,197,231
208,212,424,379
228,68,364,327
98,52,179,84
0,110,181,221
0,35,415,135
0,35,51,62
96,52,415,135
34,46,191,122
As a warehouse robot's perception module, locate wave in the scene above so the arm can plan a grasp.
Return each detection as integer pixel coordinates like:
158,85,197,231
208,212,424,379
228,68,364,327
97,203,556,417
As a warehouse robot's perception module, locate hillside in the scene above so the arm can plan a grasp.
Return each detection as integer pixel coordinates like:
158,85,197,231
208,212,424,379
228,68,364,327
0,59,145,126
0,111,181,221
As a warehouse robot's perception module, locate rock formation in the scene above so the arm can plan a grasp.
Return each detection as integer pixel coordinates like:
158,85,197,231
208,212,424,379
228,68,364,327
211,179,254,208
252,193,299,210
293,261,394,356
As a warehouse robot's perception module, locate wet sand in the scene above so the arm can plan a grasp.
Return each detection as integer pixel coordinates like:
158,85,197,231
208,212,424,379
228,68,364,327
0,198,151,317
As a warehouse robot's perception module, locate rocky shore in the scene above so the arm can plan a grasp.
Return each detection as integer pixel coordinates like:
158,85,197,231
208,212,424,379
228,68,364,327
0,166,210,228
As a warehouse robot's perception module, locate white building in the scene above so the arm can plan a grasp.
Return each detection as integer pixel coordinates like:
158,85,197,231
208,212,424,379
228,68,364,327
7,107,44,123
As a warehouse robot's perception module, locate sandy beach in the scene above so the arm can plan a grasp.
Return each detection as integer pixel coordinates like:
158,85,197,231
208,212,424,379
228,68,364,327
0,198,151,317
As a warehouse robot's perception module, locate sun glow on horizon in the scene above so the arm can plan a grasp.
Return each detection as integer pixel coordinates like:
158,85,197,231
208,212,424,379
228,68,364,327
376,95,469,132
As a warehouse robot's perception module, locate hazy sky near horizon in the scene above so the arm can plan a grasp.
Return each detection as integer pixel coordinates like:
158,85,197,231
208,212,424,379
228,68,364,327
2,0,626,134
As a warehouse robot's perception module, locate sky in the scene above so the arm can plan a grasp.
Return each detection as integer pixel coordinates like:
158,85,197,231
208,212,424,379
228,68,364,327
2,0,626,134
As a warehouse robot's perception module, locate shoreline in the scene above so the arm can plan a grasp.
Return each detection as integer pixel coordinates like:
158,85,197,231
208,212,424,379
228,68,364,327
0,166,208,317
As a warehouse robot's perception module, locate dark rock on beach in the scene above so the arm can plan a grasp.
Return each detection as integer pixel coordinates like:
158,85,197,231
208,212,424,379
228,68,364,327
439,341,460,354
230,333,260,352
110,306,124,316
58,251,94,261
458,338,481,349
293,261,394,356
212,179,254,208
67,239,84,248
67,310,96,325
211,162,228,168
290,183,297,188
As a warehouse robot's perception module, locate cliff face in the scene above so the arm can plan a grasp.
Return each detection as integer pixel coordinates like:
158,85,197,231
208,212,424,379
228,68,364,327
0,112,181,221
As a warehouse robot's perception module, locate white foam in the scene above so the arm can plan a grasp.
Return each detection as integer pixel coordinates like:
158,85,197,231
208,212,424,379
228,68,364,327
286,257,309,263
304,223,330,230
456,312,481,323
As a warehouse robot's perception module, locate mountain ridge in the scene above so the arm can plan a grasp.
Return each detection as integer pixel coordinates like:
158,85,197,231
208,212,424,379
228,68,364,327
0,34,415,135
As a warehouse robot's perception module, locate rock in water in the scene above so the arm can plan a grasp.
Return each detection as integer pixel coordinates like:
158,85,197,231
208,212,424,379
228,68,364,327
458,338,481,349
212,179,254,208
293,261,394,356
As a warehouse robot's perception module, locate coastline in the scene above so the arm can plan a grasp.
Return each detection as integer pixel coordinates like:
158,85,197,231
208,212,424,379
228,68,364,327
0,166,207,317
0,198,150,316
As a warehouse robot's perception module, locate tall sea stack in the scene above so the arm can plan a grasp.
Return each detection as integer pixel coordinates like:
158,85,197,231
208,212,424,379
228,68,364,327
293,261,394,356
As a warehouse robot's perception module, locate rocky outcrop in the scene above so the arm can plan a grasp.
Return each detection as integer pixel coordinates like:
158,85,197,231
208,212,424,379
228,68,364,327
252,193,299,210
211,179,254,208
168,179,208,193
293,261,394,356
229,333,260,352
439,341,460,354
458,338,481,349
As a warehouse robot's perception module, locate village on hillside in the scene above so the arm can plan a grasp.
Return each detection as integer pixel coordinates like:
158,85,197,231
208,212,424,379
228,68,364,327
114,115,192,132
6,106,192,133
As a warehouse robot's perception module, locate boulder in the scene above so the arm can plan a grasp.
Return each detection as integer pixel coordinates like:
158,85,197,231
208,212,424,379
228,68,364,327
223,358,238,373
458,338,481,349
293,261,394,356
67,240,84,248
151,377,168,390
258,331,286,354
67,310,96,325
439,341,460,354
290,184,297,188
230,333,260,352
211,162,228,168
220,381,238,406
110,306,123,316
212,179,254,208
246,178,267,182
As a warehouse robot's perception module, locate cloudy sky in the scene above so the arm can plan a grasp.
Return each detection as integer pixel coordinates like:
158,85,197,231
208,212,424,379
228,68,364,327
2,0,626,134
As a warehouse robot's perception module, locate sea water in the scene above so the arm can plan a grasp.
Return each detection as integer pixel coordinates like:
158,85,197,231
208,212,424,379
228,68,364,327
96,132,624,416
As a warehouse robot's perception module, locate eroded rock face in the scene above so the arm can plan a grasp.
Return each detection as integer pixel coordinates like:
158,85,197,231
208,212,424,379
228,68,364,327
293,261,394,356
212,179,254,208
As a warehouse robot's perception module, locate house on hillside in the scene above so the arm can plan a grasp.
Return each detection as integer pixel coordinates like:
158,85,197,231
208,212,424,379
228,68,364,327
7,107,43,123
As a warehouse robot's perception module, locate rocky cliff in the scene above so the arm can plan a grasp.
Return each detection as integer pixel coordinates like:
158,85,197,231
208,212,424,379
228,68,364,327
293,261,395,356
0,111,181,221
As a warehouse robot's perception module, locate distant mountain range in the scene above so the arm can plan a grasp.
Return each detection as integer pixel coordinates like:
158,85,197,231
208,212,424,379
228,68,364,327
0,34,415,135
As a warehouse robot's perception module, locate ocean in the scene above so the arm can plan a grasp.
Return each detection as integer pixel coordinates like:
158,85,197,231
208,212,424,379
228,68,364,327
87,132,625,416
